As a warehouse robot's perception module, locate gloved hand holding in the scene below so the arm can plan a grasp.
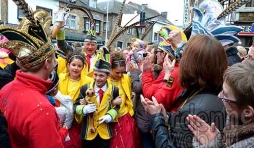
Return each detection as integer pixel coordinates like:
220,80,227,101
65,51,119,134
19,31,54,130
99,114,112,124
82,104,96,115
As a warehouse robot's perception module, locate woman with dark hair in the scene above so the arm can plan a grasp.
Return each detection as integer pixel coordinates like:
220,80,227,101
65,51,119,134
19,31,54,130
109,51,141,148
141,35,228,148
188,60,254,148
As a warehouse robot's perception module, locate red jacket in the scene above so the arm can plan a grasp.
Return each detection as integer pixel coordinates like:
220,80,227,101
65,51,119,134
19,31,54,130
0,70,64,148
142,65,183,112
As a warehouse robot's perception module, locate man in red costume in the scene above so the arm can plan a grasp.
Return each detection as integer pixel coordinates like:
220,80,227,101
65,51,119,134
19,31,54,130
0,8,66,148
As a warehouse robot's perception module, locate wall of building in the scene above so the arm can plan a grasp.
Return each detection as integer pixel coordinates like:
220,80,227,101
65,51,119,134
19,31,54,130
8,0,59,24
1,0,8,22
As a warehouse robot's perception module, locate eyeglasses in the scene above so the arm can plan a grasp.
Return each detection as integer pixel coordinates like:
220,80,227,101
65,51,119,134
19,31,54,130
218,90,237,104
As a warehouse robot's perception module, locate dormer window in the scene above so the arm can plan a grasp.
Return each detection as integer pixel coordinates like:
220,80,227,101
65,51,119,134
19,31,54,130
89,0,97,8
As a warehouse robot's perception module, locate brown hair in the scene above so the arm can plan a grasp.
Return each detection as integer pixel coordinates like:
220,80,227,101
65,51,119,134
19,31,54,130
111,51,125,69
223,60,254,107
179,35,228,90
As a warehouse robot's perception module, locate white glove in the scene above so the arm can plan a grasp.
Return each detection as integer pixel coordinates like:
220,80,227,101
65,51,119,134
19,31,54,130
54,9,69,25
82,104,96,115
99,114,112,124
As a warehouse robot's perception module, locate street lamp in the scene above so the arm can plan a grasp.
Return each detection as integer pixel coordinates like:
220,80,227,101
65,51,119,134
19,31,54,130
105,0,109,45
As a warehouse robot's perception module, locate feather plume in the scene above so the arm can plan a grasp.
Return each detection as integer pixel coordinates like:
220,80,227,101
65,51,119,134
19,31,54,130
12,0,36,24
108,0,126,44
217,0,251,19
107,14,161,47
219,0,230,4
141,21,156,40
67,4,95,30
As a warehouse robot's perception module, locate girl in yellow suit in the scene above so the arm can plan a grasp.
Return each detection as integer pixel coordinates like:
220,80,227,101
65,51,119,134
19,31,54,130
109,51,141,148
58,51,93,148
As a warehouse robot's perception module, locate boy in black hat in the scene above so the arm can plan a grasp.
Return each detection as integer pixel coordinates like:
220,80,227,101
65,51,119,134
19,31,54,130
74,59,121,148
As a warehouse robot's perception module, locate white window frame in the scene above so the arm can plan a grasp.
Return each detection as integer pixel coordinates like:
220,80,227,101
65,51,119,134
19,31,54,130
103,22,106,32
89,0,97,8
116,41,123,49
126,42,131,47
154,32,158,41
95,20,100,33
127,28,132,34
85,19,90,31
66,14,77,29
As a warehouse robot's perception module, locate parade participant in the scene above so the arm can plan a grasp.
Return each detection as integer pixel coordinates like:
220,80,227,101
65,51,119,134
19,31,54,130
0,7,65,148
188,60,254,148
109,51,141,148
52,8,101,77
58,51,93,148
74,59,121,148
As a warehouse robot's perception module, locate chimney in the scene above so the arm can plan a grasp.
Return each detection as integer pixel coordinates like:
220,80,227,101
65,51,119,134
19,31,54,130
161,12,168,18
142,4,148,9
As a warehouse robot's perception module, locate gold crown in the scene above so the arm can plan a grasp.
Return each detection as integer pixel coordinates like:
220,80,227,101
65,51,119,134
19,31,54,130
0,9,54,69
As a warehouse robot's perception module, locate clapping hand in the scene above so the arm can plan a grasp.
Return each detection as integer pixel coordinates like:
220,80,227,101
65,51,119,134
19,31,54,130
165,30,182,49
140,95,161,115
163,54,176,80
187,115,218,145
140,57,153,72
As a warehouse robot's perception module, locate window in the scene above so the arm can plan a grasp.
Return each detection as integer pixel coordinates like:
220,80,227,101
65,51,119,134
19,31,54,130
17,8,25,19
85,18,90,31
127,28,132,34
142,28,145,33
246,0,254,7
89,0,97,8
154,32,158,41
126,42,131,47
95,20,100,33
103,22,107,32
68,14,77,29
117,41,123,49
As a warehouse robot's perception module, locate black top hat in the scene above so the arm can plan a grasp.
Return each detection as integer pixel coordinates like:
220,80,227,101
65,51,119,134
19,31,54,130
84,34,97,43
94,59,111,73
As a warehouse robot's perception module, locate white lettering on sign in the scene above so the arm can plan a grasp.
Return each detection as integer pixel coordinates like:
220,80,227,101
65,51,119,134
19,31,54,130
240,26,252,32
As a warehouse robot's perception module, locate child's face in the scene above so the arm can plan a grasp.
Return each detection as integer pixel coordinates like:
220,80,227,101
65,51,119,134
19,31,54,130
94,71,109,88
67,58,84,79
133,41,141,50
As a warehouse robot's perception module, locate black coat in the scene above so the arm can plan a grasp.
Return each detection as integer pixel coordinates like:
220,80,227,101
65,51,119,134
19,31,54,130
0,112,11,148
150,90,226,148
0,62,19,90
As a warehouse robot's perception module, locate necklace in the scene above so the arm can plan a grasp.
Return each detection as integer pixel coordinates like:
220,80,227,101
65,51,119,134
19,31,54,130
180,89,202,109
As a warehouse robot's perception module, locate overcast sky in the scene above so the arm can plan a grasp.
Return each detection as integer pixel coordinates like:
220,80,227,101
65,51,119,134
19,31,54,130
97,0,184,26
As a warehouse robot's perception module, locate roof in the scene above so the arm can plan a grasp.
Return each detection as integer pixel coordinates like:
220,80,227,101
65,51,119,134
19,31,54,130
97,0,172,25
59,0,105,14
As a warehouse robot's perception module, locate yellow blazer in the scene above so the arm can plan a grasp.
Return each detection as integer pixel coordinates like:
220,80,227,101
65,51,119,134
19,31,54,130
58,73,93,102
81,81,118,140
56,56,67,74
109,74,134,118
